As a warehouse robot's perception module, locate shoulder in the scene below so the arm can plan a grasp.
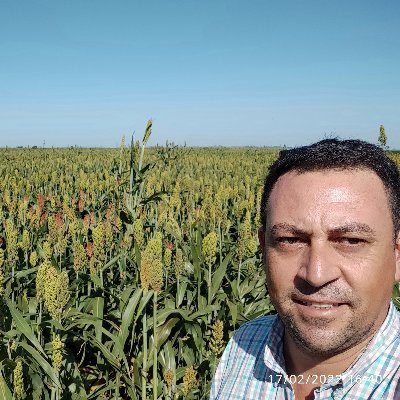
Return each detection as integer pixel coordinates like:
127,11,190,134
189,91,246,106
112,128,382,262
222,314,280,360
233,314,278,344
210,314,280,399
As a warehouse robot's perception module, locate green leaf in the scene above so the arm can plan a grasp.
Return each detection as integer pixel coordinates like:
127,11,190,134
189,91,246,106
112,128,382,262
64,312,102,330
31,373,45,400
159,341,176,371
89,272,102,288
186,323,203,353
18,342,61,389
112,287,143,359
190,228,202,279
176,281,187,307
191,305,219,320
14,266,38,279
85,333,120,370
141,191,166,206
5,298,46,357
119,285,135,312
87,381,117,400
122,376,138,400
0,372,12,400
100,254,120,273
210,251,233,300
133,290,153,325
92,297,104,342
153,308,188,326
156,317,180,350
227,300,238,325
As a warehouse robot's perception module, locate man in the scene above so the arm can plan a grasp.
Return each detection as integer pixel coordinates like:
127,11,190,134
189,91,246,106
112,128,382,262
210,139,400,399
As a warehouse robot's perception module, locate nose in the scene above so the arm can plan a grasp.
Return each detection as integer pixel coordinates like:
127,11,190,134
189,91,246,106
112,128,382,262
297,240,341,287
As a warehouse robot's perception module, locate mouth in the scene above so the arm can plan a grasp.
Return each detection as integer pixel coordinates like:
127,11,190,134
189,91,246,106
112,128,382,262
290,296,351,323
293,298,349,310
295,300,340,309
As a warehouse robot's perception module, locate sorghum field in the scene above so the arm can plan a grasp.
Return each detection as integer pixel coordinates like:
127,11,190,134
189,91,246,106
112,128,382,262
1,123,400,399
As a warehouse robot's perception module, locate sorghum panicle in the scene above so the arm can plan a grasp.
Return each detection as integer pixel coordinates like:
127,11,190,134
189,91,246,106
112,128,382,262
209,319,225,357
29,251,38,267
0,267,4,296
42,241,52,261
140,232,163,292
202,232,218,266
133,217,144,249
104,220,113,250
43,266,70,321
13,359,25,400
73,242,87,273
52,335,64,371
164,247,172,272
174,248,185,277
5,219,18,263
19,229,30,252
92,222,106,268
163,369,174,390
237,215,257,260
182,366,197,396
36,260,51,302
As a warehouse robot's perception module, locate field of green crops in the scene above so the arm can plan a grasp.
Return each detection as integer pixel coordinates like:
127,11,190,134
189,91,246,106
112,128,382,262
1,124,400,399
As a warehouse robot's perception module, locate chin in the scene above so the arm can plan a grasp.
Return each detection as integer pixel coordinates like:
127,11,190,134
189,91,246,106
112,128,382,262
281,311,376,358
289,328,352,357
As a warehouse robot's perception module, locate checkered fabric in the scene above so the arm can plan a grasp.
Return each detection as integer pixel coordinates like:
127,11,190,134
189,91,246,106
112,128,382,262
210,302,400,399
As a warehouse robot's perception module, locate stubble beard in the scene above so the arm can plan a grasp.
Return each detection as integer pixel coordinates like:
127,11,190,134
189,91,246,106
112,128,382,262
276,296,376,358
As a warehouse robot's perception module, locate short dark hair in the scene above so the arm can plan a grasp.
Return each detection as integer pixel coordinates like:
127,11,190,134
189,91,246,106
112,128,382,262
260,139,400,236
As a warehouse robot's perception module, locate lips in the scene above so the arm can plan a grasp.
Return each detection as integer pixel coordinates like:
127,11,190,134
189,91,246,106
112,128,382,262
298,301,340,309
293,298,348,308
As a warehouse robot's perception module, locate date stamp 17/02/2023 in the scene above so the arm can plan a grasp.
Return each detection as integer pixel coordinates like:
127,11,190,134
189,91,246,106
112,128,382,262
267,374,383,386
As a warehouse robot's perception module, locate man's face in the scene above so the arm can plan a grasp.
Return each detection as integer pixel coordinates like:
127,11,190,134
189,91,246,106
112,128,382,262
260,169,400,357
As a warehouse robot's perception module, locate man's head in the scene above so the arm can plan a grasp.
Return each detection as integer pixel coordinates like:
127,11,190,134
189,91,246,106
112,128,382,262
259,139,400,358
261,139,400,238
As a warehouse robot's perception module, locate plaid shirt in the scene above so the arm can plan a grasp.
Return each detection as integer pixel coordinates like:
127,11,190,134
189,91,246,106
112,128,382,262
210,302,400,399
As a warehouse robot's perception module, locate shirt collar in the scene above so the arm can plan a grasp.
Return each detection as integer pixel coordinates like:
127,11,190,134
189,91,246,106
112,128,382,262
263,315,286,373
337,301,400,388
262,302,400,383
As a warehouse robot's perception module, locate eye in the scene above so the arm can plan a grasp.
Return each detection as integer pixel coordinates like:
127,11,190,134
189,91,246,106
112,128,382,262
336,237,366,245
278,237,300,243
275,237,304,246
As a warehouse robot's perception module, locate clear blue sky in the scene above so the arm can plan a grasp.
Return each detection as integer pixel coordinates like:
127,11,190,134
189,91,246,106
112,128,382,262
1,0,400,148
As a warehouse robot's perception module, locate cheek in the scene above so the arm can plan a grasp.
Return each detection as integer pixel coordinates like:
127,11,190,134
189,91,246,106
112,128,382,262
267,249,300,274
265,253,297,292
342,254,395,298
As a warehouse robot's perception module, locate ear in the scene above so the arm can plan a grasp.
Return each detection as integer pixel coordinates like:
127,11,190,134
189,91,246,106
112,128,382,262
395,231,400,282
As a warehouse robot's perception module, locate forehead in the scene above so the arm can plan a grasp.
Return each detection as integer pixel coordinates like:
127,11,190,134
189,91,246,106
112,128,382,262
267,169,392,229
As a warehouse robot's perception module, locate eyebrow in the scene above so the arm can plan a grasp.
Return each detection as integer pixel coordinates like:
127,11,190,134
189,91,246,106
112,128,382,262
269,223,308,236
268,222,377,237
330,222,377,236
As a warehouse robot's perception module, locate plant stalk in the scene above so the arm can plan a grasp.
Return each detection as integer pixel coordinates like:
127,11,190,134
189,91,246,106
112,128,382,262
153,291,158,400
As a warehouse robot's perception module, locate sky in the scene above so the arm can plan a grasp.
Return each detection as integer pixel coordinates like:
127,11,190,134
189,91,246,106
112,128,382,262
1,0,400,148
